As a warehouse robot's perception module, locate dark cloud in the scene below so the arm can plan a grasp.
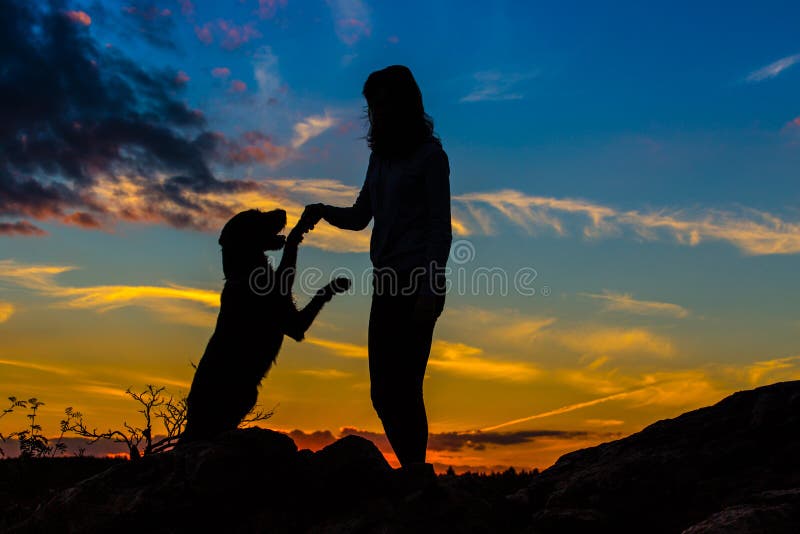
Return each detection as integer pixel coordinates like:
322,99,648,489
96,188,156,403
0,220,47,236
426,429,600,452
337,427,615,453
0,0,257,234
0,436,129,458
89,0,178,50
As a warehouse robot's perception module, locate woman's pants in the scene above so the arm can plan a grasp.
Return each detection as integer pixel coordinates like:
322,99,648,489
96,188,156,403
368,289,445,467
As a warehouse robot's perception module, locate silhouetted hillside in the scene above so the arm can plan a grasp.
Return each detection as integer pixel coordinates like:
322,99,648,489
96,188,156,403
520,380,800,533
4,381,800,533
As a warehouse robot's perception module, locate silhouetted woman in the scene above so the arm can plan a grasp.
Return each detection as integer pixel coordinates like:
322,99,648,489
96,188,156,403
304,65,451,482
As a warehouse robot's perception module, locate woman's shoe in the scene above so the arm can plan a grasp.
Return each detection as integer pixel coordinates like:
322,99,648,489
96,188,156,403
392,462,438,495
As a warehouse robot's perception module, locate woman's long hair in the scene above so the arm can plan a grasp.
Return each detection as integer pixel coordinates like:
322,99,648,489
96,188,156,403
362,65,441,158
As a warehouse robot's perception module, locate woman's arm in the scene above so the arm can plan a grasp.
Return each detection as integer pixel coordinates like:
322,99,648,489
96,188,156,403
304,155,373,231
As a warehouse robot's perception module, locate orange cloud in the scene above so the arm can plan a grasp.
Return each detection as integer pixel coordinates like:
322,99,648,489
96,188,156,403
0,259,219,327
0,301,13,323
429,340,541,382
64,10,91,26
306,337,368,359
295,368,352,379
62,211,102,229
307,335,541,382
552,327,675,359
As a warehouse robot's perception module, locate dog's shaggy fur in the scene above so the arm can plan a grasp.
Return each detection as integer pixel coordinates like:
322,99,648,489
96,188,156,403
180,209,347,443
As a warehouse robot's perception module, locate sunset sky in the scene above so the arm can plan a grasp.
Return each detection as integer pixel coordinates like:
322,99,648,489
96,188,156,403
2,0,800,472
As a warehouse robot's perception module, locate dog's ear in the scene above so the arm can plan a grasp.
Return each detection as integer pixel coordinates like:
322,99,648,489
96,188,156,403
219,209,261,249
218,209,288,250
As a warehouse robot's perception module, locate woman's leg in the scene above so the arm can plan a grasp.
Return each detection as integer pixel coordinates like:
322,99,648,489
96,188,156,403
369,293,443,466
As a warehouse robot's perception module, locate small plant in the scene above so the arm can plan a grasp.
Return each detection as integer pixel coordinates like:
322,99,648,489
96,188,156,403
1,386,275,460
1,397,67,458
61,385,274,460
0,396,24,457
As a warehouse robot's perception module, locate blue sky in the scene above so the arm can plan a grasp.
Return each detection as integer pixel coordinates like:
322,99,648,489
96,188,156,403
1,0,800,471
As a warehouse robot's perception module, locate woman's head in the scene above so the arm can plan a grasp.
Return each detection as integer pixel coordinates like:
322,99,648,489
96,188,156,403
362,65,440,157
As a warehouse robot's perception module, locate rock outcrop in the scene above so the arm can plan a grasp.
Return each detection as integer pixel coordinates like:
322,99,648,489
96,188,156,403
521,380,800,533
11,429,519,533
7,380,800,533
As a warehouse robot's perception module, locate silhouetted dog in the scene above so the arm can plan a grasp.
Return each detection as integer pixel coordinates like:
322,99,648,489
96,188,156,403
180,209,350,443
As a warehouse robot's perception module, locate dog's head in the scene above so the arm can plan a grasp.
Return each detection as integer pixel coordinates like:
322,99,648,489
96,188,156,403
219,209,288,252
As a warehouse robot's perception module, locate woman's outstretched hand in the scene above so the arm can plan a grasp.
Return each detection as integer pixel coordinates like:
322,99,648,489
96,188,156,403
301,204,326,230
286,204,326,246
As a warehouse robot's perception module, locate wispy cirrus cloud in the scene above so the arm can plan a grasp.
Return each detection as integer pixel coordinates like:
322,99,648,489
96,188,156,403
460,70,536,103
455,190,800,255
306,337,368,358
746,53,800,82
581,290,690,318
724,354,800,386
291,113,337,149
0,357,76,376
307,335,541,382
296,368,352,379
0,259,219,327
552,327,675,359
429,340,541,382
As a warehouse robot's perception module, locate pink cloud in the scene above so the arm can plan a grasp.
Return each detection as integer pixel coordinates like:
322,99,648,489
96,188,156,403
179,0,195,17
223,131,291,166
336,120,358,135
196,20,262,50
211,67,231,79
218,20,262,50
328,0,371,45
174,70,190,86
337,17,371,45
64,10,91,26
194,23,213,44
229,80,247,93
255,0,287,19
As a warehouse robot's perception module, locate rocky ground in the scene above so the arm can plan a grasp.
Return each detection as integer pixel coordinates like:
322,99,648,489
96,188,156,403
3,380,799,533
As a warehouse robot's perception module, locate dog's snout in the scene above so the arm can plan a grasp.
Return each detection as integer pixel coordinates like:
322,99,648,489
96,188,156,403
263,209,287,231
